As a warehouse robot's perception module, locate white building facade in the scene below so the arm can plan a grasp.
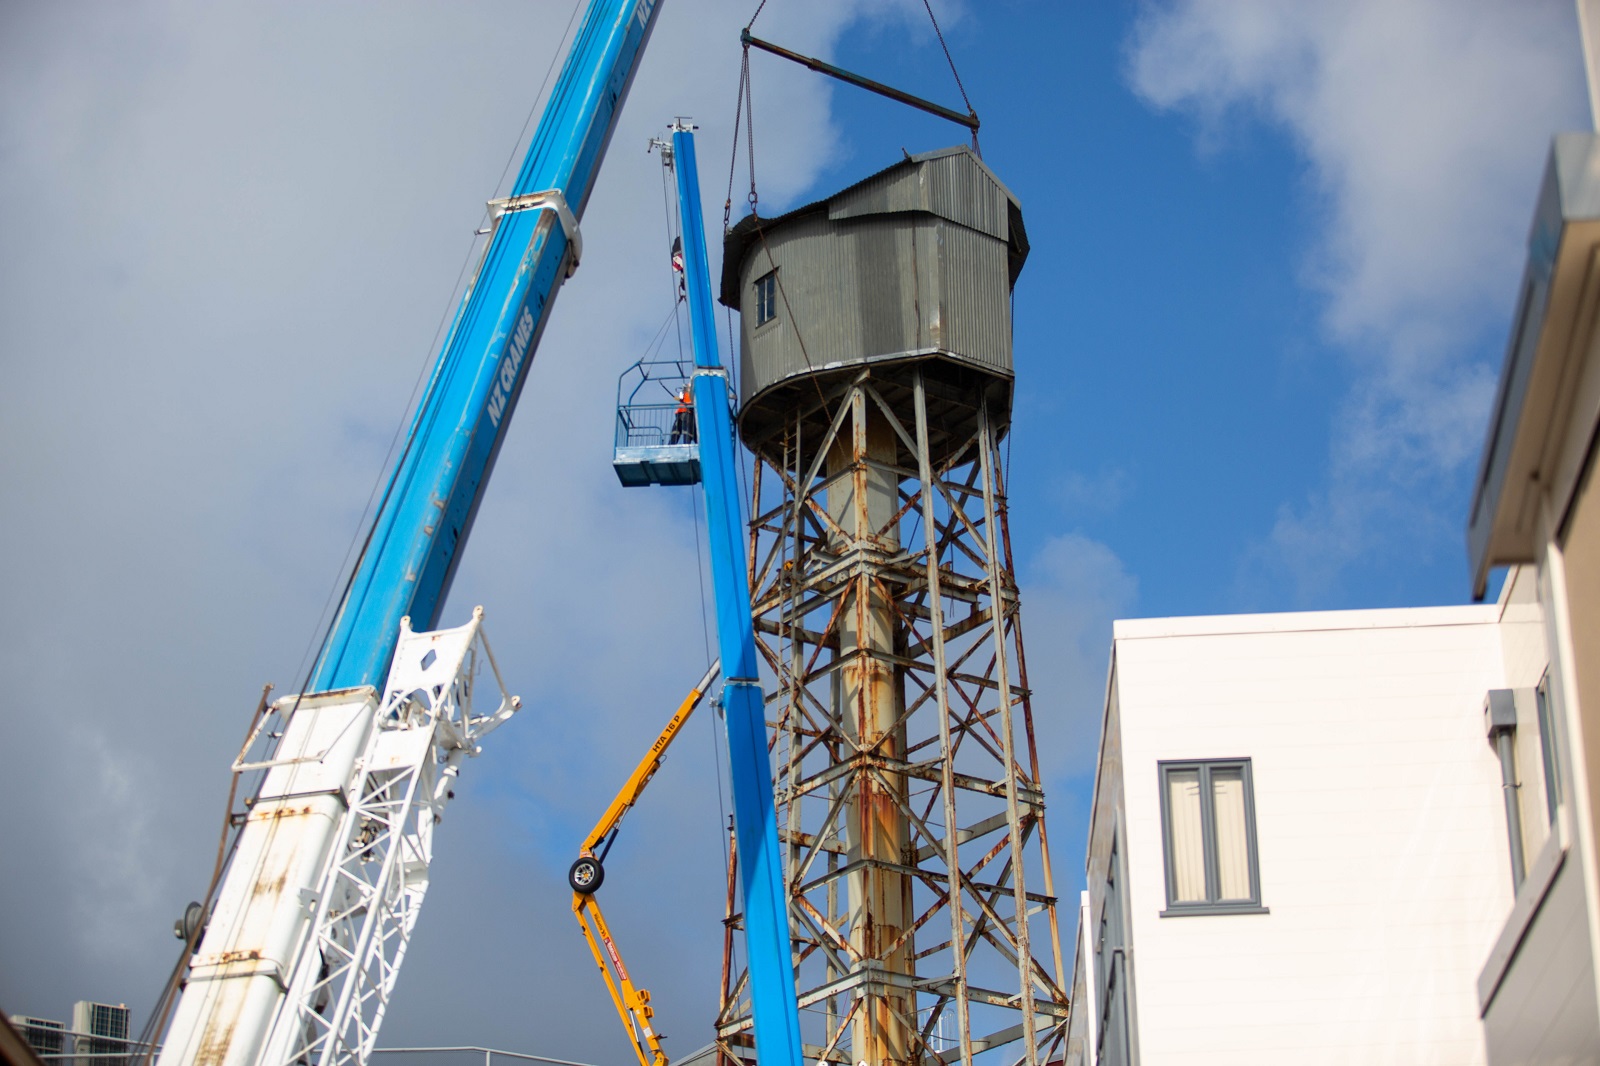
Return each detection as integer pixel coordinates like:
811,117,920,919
1067,593,1547,1064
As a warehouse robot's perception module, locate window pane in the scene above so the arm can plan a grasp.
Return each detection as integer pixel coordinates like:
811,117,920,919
755,273,777,325
1166,769,1206,902
1212,767,1252,900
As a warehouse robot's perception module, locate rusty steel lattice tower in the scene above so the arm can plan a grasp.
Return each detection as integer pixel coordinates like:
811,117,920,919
713,147,1069,1066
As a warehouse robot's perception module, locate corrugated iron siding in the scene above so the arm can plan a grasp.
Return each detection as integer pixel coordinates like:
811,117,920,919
738,151,1015,408
938,221,1012,367
828,150,1011,242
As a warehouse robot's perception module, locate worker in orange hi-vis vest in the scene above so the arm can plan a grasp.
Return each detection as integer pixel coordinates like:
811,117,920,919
669,382,696,444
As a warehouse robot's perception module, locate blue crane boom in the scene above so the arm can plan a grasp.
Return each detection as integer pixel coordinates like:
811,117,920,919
310,0,662,693
671,124,805,1066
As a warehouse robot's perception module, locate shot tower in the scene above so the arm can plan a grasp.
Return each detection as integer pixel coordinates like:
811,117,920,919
714,147,1069,1066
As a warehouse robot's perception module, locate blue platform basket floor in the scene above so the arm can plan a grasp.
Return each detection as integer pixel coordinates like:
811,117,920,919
613,443,701,487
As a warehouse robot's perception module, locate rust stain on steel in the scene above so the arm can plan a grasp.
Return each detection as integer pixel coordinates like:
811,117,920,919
195,1020,236,1066
247,803,314,822
192,948,264,968
252,871,287,899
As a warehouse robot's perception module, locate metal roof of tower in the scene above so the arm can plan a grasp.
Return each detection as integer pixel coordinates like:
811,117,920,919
719,144,1029,308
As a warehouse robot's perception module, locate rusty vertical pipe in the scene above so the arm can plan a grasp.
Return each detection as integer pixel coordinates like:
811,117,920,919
827,390,913,1066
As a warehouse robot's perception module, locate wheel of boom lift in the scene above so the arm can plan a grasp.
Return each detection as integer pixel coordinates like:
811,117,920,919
569,856,605,894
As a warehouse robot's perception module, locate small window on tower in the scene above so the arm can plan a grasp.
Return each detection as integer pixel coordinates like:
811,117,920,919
755,270,777,327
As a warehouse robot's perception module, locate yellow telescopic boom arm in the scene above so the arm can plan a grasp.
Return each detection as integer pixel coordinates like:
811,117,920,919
569,661,719,1066
575,660,719,861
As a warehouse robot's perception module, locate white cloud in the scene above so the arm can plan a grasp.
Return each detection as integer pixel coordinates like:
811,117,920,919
1049,465,1131,517
1019,533,1137,787
1127,0,1587,598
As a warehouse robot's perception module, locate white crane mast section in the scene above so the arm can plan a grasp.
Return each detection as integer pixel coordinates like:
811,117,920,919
159,691,377,1066
158,609,519,1066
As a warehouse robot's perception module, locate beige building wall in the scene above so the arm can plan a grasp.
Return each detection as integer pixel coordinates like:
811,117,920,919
1476,567,1595,1062
1465,128,1600,1062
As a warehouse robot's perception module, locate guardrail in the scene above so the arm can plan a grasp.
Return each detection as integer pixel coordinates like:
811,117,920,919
373,1046,606,1066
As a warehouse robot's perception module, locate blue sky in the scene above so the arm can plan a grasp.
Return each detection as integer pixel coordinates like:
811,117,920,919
0,0,1589,1060
811,0,1580,621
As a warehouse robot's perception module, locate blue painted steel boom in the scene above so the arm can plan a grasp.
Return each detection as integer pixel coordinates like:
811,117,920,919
310,0,662,693
672,127,804,1066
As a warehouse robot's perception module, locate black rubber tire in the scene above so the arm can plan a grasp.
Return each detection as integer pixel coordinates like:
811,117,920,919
569,856,605,894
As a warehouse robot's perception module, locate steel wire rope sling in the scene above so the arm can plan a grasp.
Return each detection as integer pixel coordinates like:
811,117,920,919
734,0,979,156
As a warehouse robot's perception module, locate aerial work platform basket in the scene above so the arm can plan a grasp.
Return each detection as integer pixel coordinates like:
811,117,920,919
613,358,701,487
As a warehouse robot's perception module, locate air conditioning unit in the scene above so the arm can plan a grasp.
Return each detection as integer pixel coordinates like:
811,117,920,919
72,1002,130,1066
10,1015,66,1057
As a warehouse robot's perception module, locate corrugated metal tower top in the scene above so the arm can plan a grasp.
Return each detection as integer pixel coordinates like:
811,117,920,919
719,144,1029,307
720,144,1029,465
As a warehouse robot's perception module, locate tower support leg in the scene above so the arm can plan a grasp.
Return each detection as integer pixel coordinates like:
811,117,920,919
827,395,914,1066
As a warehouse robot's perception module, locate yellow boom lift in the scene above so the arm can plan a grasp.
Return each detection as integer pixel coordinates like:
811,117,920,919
568,661,720,1066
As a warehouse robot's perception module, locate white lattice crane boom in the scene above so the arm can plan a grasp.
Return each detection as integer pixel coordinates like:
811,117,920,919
159,611,517,1066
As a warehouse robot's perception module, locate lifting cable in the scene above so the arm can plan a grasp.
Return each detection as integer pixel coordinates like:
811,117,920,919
919,0,977,146
722,39,832,423
656,141,689,367
719,2,841,790
738,0,980,153
723,0,767,229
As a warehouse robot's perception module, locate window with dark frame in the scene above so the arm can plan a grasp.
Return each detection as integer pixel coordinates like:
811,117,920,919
754,270,777,326
1158,758,1267,916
